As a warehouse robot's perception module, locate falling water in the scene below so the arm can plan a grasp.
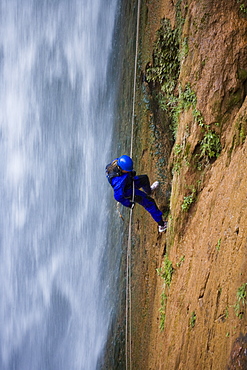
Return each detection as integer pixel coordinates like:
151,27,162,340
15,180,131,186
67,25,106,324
0,0,121,369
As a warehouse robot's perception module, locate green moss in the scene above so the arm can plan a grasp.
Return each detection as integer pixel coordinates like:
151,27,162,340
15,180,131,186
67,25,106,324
176,255,185,267
157,255,174,331
226,89,243,111
146,18,179,91
238,68,247,81
169,83,197,137
234,283,247,318
193,108,204,127
159,292,167,331
189,311,196,328
180,37,189,61
200,13,210,26
181,188,196,211
175,0,187,36
237,0,247,14
234,114,247,147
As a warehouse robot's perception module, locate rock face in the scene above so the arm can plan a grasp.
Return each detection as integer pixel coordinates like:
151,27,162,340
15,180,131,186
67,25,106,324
130,0,247,369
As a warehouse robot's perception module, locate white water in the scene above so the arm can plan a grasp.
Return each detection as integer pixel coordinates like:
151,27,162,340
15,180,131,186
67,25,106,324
0,1,120,369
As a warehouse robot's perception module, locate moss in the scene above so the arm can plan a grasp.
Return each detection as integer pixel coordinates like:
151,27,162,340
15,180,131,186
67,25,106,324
184,142,192,159
180,36,189,61
146,18,180,91
226,89,243,111
189,311,196,328
200,13,210,27
238,68,247,82
157,254,174,287
175,0,188,36
181,188,196,211
234,114,247,147
237,0,247,15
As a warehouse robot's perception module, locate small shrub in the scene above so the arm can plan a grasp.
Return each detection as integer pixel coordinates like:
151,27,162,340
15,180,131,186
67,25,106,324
176,255,185,267
193,108,204,127
181,188,196,211
216,238,221,251
180,83,197,110
200,130,221,159
234,283,247,318
159,292,167,331
146,18,179,90
157,254,174,287
237,0,247,14
171,84,197,136
180,37,189,61
190,311,196,328
225,306,229,319
174,143,183,156
157,255,173,331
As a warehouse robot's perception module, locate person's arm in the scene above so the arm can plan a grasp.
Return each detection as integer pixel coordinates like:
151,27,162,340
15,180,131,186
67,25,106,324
113,175,132,208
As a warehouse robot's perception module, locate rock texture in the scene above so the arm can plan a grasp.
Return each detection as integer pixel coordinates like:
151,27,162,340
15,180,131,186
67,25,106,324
130,0,247,369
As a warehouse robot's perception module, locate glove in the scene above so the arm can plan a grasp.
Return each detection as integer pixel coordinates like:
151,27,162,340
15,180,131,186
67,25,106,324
130,202,135,209
131,170,136,178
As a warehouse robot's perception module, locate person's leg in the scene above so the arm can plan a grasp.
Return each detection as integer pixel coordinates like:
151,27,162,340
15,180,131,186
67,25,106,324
134,189,163,224
133,175,151,195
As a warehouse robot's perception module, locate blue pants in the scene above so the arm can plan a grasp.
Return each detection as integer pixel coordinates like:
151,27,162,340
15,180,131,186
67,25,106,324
125,175,163,224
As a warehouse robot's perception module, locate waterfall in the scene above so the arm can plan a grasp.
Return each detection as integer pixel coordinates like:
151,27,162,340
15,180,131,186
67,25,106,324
0,0,121,369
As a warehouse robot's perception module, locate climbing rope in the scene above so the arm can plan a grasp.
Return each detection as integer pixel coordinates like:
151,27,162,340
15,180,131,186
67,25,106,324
125,0,141,369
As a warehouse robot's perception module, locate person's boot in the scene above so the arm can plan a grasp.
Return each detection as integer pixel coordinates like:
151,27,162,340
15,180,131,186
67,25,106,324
151,181,159,194
159,221,168,233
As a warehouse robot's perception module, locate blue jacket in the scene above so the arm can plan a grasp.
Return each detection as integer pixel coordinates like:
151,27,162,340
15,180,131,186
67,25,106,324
111,173,133,208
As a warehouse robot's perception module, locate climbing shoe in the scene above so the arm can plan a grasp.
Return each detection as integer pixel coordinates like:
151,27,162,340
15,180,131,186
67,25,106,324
151,181,160,194
159,221,168,233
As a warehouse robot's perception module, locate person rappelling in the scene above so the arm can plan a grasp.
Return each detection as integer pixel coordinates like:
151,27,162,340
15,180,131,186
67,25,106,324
106,155,168,232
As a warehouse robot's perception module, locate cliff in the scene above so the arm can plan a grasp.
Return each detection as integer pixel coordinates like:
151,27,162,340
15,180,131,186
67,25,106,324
130,0,247,369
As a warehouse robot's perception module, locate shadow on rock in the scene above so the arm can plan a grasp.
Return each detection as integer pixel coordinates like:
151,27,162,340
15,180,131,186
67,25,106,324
228,333,247,369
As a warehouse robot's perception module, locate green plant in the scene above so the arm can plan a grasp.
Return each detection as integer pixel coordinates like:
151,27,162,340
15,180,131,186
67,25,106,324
159,292,167,331
234,114,247,147
172,143,184,173
157,256,173,331
170,84,197,137
180,37,189,61
190,311,196,328
157,254,174,287
237,0,247,14
234,283,247,318
146,18,181,138
225,306,229,319
175,0,186,36
174,143,183,156
180,83,197,110
181,188,196,211
200,130,221,159
176,255,185,267
216,238,221,251
146,18,179,91
193,108,204,127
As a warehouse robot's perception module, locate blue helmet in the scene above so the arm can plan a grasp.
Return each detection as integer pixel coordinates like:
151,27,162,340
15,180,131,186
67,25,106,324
117,155,133,171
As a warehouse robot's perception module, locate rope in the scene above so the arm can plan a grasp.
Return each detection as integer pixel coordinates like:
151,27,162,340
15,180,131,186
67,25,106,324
129,0,141,159
126,0,141,369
